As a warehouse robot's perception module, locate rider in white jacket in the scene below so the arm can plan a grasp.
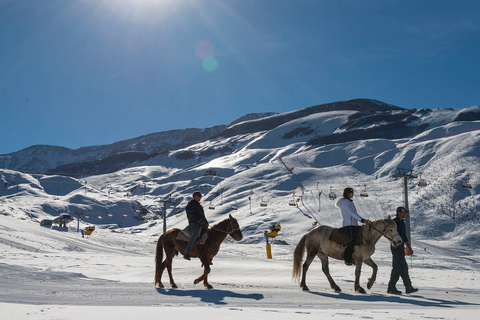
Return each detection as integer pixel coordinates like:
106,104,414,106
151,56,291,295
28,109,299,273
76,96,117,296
335,187,370,265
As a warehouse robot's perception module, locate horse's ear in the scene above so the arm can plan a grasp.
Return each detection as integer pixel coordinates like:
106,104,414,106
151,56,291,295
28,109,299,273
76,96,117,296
229,214,233,219
387,215,392,220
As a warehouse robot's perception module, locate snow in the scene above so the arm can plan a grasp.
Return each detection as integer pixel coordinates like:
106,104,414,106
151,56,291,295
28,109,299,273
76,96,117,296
2,114,480,319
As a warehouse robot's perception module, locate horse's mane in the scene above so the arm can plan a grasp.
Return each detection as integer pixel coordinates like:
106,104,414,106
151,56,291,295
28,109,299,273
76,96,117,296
206,216,232,244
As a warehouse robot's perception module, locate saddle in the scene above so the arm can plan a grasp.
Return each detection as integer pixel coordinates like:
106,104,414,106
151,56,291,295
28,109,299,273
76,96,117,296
329,226,364,246
176,226,208,244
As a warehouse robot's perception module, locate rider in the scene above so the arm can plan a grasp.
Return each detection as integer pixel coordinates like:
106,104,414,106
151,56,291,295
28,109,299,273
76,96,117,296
183,191,209,260
335,187,370,265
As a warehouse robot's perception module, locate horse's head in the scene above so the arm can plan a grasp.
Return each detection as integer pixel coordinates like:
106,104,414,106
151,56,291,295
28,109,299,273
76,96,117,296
227,214,243,241
383,216,403,247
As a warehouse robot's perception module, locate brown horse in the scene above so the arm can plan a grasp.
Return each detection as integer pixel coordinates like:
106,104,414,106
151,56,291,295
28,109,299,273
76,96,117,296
155,214,243,289
293,217,402,293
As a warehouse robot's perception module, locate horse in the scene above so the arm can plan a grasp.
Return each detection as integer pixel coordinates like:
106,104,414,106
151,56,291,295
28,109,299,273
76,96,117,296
293,217,403,293
154,214,243,289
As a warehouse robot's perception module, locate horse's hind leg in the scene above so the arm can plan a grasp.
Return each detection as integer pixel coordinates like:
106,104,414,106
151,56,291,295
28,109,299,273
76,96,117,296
156,260,167,288
363,257,378,290
319,254,341,292
300,248,317,291
164,247,178,288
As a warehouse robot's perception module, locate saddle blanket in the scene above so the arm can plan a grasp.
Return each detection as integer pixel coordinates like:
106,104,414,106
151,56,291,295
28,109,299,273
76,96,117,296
329,226,364,246
176,226,208,245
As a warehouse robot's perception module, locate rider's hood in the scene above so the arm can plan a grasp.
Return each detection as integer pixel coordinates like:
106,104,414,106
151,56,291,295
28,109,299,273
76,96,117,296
335,197,343,208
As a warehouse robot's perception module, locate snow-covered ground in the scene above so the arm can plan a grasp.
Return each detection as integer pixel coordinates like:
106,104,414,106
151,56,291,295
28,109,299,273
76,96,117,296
1,211,479,320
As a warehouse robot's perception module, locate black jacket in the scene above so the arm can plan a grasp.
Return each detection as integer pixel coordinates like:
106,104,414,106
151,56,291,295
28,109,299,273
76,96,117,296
393,215,408,247
185,200,208,226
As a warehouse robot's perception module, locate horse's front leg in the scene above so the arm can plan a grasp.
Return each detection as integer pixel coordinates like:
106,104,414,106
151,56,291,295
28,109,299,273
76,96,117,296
194,258,212,289
363,257,378,290
354,262,366,294
202,259,213,289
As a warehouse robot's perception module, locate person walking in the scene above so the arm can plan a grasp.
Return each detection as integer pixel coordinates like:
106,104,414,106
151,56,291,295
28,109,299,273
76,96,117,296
387,206,419,294
335,187,370,265
183,191,209,260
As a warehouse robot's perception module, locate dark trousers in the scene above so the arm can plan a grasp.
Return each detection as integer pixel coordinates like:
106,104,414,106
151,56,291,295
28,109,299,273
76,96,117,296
388,245,412,290
185,221,203,256
343,225,359,262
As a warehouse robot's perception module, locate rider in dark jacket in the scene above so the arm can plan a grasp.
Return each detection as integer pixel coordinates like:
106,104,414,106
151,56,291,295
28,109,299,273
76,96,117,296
183,191,208,260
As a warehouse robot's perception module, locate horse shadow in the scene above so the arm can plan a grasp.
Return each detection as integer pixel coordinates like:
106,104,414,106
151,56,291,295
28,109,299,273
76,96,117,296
306,290,480,308
156,287,264,305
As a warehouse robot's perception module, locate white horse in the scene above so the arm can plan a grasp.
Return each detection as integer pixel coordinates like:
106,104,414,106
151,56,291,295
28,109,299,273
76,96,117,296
293,217,402,293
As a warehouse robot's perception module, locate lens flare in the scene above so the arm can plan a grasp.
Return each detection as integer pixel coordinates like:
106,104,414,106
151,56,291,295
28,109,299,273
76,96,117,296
202,57,218,72
195,40,218,72
195,41,215,60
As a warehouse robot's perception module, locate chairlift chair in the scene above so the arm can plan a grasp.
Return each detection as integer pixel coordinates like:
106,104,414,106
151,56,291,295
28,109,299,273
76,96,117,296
231,202,238,210
260,197,268,207
418,174,428,187
209,202,216,210
360,184,368,197
463,175,472,189
329,186,337,201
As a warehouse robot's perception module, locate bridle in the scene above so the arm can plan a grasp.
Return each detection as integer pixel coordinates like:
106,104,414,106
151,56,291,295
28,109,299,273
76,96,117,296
210,221,241,234
369,221,395,242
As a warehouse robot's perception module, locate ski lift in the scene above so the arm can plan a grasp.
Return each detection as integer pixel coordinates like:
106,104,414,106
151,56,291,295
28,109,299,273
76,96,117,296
418,174,427,187
360,185,368,197
463,175,472,189
260,197,268,207
289,189,297,206
123,214,128,217
329,186,337,201
108,213,113,217
231,202,238,210
98,216,102,220
84,215,89,219
209,202,216,210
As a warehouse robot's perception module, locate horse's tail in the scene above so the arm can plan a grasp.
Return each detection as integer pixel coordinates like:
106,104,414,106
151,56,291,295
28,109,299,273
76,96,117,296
154,234,164,286
292,233,308,282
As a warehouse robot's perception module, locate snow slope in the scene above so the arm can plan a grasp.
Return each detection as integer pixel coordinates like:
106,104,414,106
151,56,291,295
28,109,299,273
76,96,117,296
1,109,480,319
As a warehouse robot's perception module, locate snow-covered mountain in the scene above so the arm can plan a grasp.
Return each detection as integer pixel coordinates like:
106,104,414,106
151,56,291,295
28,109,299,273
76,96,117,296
1,98,480,249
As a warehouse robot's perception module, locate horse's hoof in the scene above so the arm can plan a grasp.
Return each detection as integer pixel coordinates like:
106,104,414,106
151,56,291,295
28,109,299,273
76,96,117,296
367,283,373,290
356,287,366,294
156,283,164,288
334,287,342,292
171,284,178,289
206,285,213,289
194,279,200,285
302,286,309,291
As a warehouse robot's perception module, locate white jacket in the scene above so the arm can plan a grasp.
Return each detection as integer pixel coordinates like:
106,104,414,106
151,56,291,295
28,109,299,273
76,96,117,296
336,197,365,227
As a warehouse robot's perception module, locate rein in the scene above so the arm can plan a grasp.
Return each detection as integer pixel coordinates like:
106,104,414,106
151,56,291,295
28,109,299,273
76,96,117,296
369,222,394,242
210,224,241,234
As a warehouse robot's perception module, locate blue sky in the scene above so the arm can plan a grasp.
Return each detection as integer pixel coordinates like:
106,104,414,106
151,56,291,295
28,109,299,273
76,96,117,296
1,0,479,155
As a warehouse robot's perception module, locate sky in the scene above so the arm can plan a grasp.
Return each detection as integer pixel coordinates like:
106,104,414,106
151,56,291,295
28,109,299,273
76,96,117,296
1,0,479,155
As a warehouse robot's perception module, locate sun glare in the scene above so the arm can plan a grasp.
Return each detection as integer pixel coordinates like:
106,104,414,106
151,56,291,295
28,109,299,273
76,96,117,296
99,0,181,25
